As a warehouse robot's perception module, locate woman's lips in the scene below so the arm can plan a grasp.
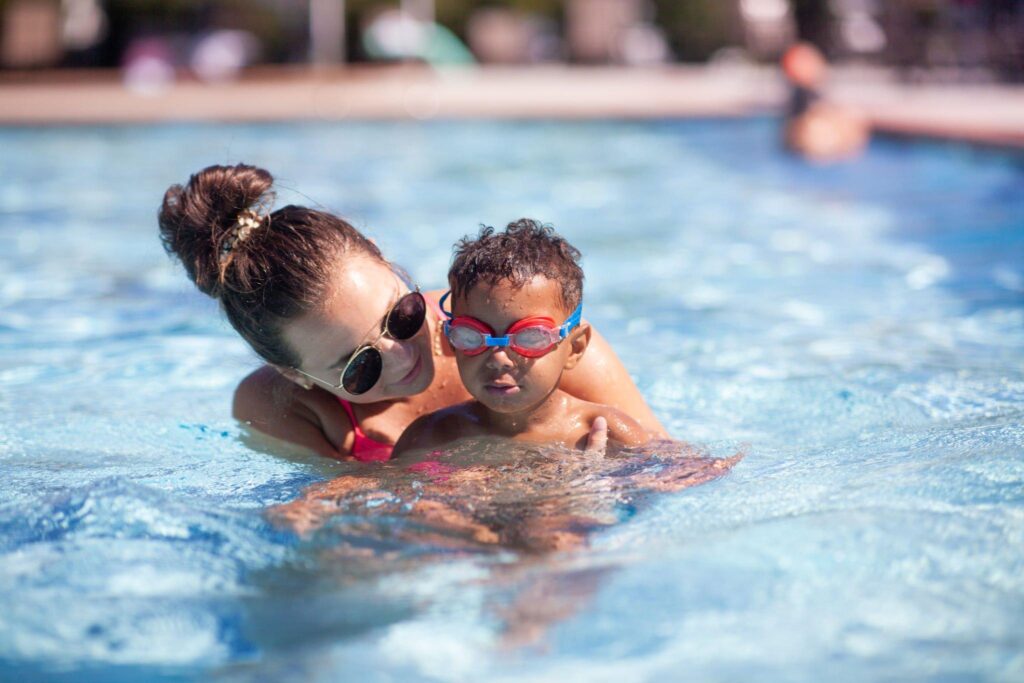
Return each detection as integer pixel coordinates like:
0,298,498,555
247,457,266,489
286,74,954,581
394,353,423,386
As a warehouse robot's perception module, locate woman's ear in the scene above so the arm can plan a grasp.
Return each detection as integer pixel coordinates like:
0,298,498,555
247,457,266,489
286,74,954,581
563,322,592,370
276,366,315,391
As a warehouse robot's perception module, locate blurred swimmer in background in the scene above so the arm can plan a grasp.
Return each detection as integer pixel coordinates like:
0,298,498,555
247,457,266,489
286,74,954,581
782,42,870,162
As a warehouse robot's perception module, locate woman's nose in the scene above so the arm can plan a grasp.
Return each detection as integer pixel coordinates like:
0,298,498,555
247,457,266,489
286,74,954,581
378,336,413,361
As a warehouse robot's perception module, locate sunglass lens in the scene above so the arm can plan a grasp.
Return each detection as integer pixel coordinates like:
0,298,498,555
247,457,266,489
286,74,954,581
342,347,383,395
387,292,426,340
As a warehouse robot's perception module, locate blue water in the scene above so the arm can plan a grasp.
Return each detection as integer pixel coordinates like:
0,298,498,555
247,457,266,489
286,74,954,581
1,119,1022,682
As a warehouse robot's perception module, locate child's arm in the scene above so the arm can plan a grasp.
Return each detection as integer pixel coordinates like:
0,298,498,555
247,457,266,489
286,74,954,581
602,409,651,446
392,413,444,458
392,402,478,458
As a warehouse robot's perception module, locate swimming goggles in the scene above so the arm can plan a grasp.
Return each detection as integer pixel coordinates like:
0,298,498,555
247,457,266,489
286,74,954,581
438,290,583,358
294,277,426,395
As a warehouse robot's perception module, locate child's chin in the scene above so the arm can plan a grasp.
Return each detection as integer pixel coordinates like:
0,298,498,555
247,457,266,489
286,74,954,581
475,386,532,412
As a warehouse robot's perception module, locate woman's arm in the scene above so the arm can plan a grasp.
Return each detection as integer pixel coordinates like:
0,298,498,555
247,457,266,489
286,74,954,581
233,365,357,460
601,407,652,447
561,325,668,438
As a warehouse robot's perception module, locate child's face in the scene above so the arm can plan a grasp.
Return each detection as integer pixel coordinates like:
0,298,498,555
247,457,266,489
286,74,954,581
451,276,583,415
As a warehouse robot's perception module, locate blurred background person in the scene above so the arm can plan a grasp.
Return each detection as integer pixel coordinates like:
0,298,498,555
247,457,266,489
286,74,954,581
781,41,870,162
360,3,474,66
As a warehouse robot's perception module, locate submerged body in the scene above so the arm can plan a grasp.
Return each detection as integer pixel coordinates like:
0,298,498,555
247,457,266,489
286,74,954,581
270,437,741,551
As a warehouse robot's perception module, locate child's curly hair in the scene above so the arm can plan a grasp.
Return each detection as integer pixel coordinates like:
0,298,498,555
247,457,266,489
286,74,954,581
449,219,584,312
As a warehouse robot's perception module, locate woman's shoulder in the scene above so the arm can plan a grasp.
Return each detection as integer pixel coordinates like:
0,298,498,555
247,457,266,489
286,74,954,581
233,366,356,459
423,287,449,314
571,396,649,448
559,323,669,437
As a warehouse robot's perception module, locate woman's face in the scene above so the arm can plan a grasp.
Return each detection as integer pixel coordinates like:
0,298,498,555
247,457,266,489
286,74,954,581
281,257,436,402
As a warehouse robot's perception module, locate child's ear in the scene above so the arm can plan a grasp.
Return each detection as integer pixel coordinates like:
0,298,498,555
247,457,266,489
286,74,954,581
563,322,592,370
275,365,315,391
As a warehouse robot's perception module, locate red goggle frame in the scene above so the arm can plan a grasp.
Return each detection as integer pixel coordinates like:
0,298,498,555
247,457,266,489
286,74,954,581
439,291,583,359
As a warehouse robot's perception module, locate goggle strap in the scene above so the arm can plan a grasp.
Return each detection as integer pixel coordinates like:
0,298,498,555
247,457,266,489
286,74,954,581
559,301,584,339
438,290,454,320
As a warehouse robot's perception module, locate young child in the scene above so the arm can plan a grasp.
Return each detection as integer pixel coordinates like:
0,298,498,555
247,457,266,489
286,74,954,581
394,219,650,456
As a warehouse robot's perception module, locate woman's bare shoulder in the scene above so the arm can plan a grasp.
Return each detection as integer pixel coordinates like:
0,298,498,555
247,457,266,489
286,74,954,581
424,287,449,301
574,398,650,448
561,323,668,438
233,366,355,459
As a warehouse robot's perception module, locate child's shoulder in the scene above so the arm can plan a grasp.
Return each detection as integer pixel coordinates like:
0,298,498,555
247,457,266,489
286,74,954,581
393,400,485,456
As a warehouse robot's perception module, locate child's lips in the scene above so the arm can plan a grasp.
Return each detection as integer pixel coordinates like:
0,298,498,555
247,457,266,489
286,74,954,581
484,380,520,395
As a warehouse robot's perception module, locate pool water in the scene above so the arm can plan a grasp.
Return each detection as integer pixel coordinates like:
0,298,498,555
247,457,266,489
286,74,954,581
1,119,1022,682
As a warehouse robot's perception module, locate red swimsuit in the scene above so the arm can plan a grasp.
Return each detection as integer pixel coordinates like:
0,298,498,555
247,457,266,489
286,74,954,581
337,398,394,462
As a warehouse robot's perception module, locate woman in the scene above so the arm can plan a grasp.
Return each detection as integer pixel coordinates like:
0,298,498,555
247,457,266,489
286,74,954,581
159,164,667,461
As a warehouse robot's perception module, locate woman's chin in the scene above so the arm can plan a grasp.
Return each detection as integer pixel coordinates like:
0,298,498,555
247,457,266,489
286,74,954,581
408,357,435,394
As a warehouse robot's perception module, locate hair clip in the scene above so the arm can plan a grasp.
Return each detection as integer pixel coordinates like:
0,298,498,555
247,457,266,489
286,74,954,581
220,209,265,263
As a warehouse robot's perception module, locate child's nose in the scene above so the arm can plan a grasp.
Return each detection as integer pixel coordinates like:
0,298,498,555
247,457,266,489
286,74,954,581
484,346,515,370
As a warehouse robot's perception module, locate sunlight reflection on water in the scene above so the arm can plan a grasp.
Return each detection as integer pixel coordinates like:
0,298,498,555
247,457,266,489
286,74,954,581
0,120,1022,682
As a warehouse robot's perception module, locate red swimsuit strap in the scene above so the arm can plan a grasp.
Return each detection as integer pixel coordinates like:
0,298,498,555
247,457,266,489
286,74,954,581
337,398,393,462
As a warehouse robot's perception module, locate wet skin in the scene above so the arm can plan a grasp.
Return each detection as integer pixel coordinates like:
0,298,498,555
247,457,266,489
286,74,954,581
234,258,668,460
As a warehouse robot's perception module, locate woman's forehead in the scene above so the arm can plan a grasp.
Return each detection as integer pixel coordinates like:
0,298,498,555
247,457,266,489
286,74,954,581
322,257,397,311
284,258,398,369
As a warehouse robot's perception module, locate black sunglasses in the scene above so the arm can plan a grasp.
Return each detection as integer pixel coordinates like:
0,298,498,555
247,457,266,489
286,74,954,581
295,288,427,395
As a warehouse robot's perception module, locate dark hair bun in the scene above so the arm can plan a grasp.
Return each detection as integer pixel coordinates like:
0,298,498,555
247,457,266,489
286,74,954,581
158,164,273,297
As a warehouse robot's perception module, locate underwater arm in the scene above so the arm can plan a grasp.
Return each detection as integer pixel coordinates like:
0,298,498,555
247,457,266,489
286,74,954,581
266,474,384,536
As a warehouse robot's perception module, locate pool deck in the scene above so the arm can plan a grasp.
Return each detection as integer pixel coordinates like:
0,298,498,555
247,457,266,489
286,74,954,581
1,65,1022,147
